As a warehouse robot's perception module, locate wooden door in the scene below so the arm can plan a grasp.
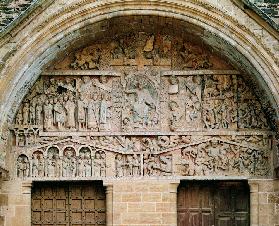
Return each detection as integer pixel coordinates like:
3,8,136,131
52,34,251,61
32,182,106,226
177,181,249,226
214,182,249,226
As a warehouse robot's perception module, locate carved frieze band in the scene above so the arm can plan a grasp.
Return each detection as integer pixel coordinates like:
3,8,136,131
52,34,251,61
15,134,271,179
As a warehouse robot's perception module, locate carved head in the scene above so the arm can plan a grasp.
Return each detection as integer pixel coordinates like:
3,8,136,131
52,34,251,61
211,140,219,147
169,101,178,111
66,150,73,157
82,76,90,83
79,151,85,159
100,75,108,84
65,77,71,83
85,152,91,159
136,80,144,90
169,76,178,85
95,151,101,159
116,154,122,160
92,93,98,101
23,102,29,108
49,78,55,84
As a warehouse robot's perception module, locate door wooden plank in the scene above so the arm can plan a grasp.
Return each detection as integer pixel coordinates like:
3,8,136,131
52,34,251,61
32,182,106,226
177,181,249,226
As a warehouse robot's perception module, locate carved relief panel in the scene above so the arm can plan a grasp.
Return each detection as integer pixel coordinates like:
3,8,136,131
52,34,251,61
10,31,275,180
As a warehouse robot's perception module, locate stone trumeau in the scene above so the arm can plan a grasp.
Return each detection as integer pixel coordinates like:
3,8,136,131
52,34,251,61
0,1,278,226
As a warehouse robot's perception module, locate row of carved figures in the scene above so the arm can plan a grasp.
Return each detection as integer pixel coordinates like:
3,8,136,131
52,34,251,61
17,148,106,179
16,91,112,132
17,151,172,179
16,143,269,179
14,73,269,132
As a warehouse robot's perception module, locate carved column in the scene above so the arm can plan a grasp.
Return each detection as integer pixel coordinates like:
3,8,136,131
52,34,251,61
248,181,259,226
22,181,33,226
104,182,113,226
169,180,180,226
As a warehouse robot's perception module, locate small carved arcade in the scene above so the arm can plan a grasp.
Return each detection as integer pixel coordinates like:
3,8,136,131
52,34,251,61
12,32,274,180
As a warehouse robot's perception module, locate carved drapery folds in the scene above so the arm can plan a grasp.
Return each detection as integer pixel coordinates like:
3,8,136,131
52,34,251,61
11,31,275,180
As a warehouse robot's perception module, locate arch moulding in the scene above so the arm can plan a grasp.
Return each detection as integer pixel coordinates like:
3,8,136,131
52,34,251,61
0,0,278,175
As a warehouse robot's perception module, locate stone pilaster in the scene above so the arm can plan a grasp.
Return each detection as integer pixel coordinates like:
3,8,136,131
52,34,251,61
248,181,259,226
104,182,113,226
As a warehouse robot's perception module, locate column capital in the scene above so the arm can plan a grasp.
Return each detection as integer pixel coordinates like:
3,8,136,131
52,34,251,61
169,180,181,193
248,180,259,193
22,181,33,194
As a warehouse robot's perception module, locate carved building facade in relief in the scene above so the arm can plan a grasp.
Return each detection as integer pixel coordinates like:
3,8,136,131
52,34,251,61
11,32,275,180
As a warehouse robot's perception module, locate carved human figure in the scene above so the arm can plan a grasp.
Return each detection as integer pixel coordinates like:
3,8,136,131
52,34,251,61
17,155,29,179
132,154,140,176
142,138,159,153
22,102,29,125
207,140,221,172
35,98,43,125
53,151,61,177
99,93,112,131
32,152,44,177
77,95,88,130
126,79,156,127
94,151,106,177
53,97,66,130
46,148,60,177
185,95,201,125
64,95,76,129
168,76,179,94
84,151,92,177
46,152,54,177
160,155,172,175
16,108,23,125
29,100,36,125
202,102,215,129
77,151,86,177
115,154,124,177
62,148,76,177
79,76,92,99
181,148,196,176
44,99,54,130
58,77,75,93
94,75,112,93
87,93,99,131
143,154,155,176
45,78,57,95
169,101,182,131
254,150,269,176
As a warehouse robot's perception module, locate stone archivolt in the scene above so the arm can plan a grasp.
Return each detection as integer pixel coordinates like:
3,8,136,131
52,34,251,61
11,32,274,180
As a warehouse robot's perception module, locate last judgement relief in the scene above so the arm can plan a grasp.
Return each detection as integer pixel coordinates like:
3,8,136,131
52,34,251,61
11,31,274,180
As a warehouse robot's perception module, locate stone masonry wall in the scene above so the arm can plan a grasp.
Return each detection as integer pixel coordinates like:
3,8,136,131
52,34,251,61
0,179,278,226
0,180,31,226
112,181,179,226
250,180,279,226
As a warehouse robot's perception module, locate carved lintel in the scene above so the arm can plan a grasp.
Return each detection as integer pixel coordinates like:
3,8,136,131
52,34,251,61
42,70,121,76
161,70,241,76
39,130,275,137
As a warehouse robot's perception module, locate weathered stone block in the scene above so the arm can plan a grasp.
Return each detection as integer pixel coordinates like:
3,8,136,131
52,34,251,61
121,193,142,202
